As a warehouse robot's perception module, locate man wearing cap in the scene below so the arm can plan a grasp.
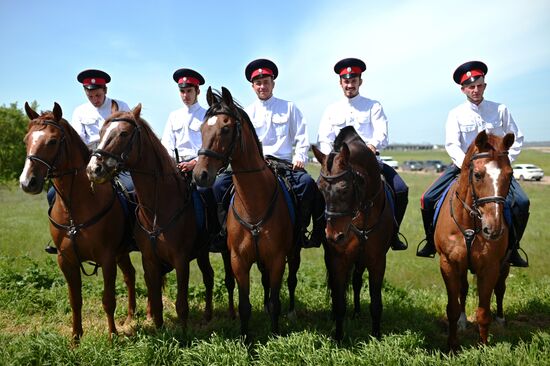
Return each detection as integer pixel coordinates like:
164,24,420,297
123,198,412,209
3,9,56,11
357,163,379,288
42,69,133,255
161,68,223,250
71,69,131,150
161,68,206,172
416,60,529,267
317,57,409,251
217,58,325,248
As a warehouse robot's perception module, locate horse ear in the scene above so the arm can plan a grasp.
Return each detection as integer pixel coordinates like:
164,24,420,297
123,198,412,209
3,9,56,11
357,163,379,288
221,87,234,106
340,142,351,164
52,102,62,121
206,86,215,106
503,133,515,151
24,102,39,120
132,103,142,119
475,130,488,150
311,145,326,166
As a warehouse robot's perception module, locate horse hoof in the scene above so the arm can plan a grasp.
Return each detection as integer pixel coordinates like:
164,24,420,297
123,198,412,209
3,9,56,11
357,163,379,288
457,312,468,331
494,316,506,326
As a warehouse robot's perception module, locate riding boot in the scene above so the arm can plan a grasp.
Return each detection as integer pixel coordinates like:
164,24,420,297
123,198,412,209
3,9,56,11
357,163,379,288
416,208,436,258
44,189,58,254
306,213,326,248
508,212,529,267
390,191,408,251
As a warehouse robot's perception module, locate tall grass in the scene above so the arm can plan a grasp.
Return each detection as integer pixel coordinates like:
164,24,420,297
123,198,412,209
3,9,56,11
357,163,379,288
1,149,549,364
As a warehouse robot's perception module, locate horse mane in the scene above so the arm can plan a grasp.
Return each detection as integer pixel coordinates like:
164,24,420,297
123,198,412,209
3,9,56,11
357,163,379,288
332,126,379,176
109,110,178,176
204,89,264,158
32,110,91,162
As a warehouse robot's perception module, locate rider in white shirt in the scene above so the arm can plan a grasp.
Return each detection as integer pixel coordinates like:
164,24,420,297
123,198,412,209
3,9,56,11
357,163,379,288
417,61,529,267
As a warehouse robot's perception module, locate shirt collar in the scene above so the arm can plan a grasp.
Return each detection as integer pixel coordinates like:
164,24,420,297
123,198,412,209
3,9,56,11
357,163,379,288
345,93,361,105
259,95,275,107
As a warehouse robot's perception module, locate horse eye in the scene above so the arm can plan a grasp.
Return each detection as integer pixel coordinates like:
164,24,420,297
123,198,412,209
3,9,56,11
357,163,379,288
120,131,129,137
46,139,57,146
221,126,230,135
474,172,483,180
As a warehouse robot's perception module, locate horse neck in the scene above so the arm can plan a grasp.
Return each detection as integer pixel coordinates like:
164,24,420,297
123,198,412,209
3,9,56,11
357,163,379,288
230,127,276,214
453,168,475,223
126,134,185,215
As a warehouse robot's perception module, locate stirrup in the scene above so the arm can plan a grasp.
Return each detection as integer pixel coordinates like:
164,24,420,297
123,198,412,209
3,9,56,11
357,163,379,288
44,242,58,255
416,238,436,258
391,232,408,251
509,247,529,268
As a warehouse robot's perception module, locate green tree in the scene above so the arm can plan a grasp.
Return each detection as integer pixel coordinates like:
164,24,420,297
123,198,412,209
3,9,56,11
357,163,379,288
0,102,38,182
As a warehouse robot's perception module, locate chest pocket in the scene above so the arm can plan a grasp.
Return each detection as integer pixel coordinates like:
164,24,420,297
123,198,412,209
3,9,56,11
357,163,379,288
272,114,289,136
189,118,202,132
458,122,478,133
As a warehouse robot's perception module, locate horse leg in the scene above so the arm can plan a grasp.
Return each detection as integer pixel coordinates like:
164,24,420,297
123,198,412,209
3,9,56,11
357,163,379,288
457,272,469,330
440,257,461,352
117,253,136,326
352,265,364,317
286,244,301,317
476,266,500,345
142,258,164,328
325,250,348,341
101,257,118,339
231,254,252,338
196,251,214,322
267,255,287,334
261,267,270,313
58,256,83,342
175,259,190,329
366,260,385,339
494,264,510,325
222,251,236,319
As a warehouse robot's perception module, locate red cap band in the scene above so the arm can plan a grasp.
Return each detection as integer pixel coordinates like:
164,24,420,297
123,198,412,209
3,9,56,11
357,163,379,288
82,77,107,86
339,66,363,76
251,68,274,80
178,76,200,86
459,69,484,84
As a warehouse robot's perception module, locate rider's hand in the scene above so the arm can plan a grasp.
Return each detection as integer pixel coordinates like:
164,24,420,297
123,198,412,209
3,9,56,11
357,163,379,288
178,159,197,172
293,160,305,170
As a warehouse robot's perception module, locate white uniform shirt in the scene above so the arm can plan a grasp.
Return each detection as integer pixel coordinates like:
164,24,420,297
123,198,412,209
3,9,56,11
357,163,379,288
445,99,523,168
161,102,206,161
317,94,389,155
245,96,309,164
70,97,130,149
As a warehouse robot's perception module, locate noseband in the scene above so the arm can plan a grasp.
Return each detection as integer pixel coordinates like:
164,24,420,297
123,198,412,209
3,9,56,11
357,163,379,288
26,120,70,178
91,117,141,171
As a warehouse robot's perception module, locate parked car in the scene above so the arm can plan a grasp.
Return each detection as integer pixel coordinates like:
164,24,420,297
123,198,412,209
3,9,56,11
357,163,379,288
380,156,399,169
401,160,424,171
423,160,447,173
512,164,544,181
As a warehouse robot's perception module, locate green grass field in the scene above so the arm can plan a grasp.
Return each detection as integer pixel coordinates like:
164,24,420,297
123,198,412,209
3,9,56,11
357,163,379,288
1,149,549,365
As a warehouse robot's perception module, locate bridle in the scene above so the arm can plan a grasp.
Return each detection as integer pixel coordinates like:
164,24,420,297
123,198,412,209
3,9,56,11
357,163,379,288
451,150,510,258
197,108,266,175
319,166,384,243
91,117,142,173
453,151,509,222
25,120,78,179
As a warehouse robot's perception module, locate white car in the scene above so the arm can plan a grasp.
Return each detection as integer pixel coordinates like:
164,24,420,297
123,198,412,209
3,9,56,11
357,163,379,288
380,156,399,169
512,164,544,181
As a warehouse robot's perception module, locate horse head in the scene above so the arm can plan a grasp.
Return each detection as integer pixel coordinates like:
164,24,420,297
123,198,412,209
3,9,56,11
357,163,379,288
193,86,257,187
313,142,367,245
87,104,143,183
19,102,82,194
460,131,515,241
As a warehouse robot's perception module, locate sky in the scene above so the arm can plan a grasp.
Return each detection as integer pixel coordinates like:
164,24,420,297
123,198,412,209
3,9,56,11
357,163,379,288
1,0,549,145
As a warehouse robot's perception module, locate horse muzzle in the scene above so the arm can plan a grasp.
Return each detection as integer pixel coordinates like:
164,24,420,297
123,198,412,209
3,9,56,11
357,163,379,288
19,173,44,194
86,156,114,184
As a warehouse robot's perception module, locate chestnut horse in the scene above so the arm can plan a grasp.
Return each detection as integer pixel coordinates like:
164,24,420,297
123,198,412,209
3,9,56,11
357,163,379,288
87,104,233,329
19,102,136,341
312,126,393,341
193,87,296,337
435,131,514,351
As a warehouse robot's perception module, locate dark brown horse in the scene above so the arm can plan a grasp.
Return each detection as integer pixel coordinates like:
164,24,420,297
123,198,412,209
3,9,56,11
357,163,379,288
19,102,136,341
434,131,514,351
193,87,296,337
312,126,393,341
87,104,233,329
